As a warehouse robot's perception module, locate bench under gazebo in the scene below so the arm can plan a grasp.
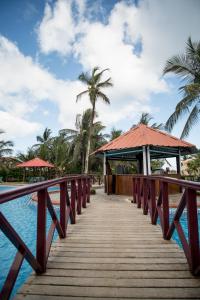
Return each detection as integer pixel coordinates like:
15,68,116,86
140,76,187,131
94,124,196,195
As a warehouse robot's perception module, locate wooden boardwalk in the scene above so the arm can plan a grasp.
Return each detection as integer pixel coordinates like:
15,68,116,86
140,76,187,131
16,189,200,299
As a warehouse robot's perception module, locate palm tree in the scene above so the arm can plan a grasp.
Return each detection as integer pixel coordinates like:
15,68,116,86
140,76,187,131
132,113,164,129
17,147,36,162
163,37,200,138
0,130,14,157
109,128,123,141
76,67,113,173
60,109,108,173
33,128,52,160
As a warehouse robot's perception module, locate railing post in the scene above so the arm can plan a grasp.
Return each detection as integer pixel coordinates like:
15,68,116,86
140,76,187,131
132,177,136,203
36,189,47,273
70,179,76,224
87,177,91,203
186,188,200,274
150,179,156,225
77,178,82,215
137,178,141,208
60,182,67,238
143,177,148,215
162,181,169,239
82,178,87,208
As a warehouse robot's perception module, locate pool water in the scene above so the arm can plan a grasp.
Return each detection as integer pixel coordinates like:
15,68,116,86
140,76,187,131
168,209,200,247
0,185,58,298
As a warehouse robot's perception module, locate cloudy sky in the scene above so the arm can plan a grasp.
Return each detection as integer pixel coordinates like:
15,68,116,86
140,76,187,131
0,0,199,153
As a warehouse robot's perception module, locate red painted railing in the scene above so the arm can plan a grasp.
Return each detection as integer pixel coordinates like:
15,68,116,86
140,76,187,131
132,175,200,275
0,175,91,300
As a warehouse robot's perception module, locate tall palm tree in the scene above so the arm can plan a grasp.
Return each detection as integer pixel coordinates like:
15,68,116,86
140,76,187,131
132,113,164,129
0,130,14,157
76,67,113,173
163,37,200,138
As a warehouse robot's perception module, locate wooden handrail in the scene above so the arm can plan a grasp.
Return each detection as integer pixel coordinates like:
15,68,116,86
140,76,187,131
132,175,200,276
0,175,91,300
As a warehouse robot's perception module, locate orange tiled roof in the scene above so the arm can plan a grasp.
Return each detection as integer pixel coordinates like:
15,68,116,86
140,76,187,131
96,124,195,153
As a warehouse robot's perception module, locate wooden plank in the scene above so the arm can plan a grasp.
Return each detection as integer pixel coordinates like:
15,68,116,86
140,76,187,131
43,269,194,279
27,275,200,288
16,189,200,300
18,285,200,298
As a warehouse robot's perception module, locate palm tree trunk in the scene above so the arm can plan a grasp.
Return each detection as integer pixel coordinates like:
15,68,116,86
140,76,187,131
84,101,96,174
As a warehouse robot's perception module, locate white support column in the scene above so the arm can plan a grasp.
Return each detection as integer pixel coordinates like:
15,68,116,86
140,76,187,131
147,146,151,175
103,152,106,176
176,149,181,175
143,146,147,175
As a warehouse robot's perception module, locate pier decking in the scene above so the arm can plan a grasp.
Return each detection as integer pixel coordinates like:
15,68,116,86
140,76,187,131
16,189,200,299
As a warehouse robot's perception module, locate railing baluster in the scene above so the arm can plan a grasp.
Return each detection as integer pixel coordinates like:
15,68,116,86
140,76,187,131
87,177,91,203
70,179,76,224
82,178,87,208
36,189,47,273
137,178,141,208
161,181,169,239
143,178,148,215
0,249,25,300
150,179,156,224
77,178,82,215
186,188,200,275
60,181,67,237
132,178,136,203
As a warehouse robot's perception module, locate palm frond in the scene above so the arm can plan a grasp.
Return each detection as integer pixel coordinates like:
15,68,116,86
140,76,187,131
94,68,109,83
165,106,187,132
96,91,110,104
163,54,195,78
97,77,113,88
76,89,88,102
78,72,91,84
180,104,200,138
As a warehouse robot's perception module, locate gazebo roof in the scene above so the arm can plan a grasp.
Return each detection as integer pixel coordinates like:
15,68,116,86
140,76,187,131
95,124,196,159
16,157,54,168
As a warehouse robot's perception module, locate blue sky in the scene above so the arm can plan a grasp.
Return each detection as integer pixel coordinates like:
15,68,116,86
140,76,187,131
0,0,199,153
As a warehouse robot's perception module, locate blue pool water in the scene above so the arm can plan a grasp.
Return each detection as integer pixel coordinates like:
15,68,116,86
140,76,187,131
0,185,58,298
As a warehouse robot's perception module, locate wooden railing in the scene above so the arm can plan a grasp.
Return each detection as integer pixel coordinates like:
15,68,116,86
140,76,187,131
132,175,200,275
0,175,91,300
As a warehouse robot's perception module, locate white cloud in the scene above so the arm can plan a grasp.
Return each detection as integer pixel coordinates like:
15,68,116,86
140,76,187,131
37,0,199,130
0,111,41,138
0,35,88,142
37,0,83,55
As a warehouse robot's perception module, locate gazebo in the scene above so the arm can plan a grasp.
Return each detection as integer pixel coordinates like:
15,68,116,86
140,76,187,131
16,157,54,182
94,124,196,195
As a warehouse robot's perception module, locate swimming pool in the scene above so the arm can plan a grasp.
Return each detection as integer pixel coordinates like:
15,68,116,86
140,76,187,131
0,185,58,298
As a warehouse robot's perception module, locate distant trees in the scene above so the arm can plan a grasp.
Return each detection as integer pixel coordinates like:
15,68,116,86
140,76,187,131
109,128,123,141
0,130,13,157
163,37,200,138
132,113,164,129
187,153,200,176
33,128,52,161
77,67,113,173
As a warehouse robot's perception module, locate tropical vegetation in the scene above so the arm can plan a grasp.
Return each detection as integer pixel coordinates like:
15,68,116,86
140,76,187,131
163,37,200,138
